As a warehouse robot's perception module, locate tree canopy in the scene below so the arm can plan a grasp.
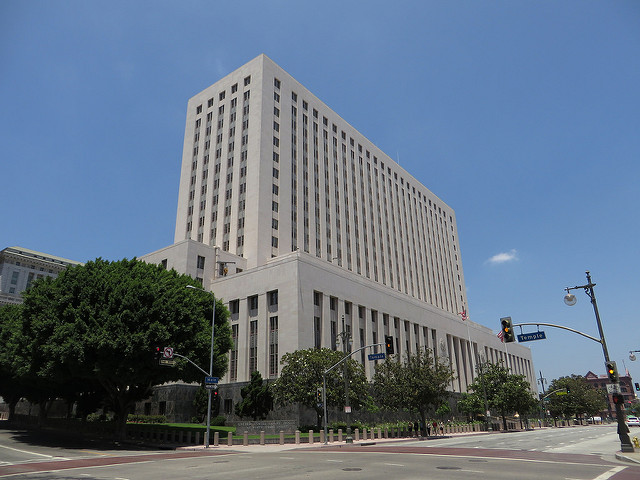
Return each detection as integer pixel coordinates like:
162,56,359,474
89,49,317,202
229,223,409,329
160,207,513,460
272,348,370,428
372,348,455,429
6,258,232,438
235,370,273,421
462,361,538,430
545,375,607,421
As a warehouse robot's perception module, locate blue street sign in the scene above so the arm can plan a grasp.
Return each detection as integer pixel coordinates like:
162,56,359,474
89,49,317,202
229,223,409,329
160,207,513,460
517,331,546,342
368,352,386,361
205,376,219,384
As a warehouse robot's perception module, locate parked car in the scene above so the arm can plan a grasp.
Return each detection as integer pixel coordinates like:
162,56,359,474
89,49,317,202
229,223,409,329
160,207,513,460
627,416,640,427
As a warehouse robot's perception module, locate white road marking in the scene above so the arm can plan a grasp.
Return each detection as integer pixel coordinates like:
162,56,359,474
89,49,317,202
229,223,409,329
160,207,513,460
0,443,55,458
592,466,626,480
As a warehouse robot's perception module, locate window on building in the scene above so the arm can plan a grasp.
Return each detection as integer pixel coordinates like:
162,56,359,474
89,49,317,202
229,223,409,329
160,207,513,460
249,320,258,373
314,316,322,349
229,299,239,315
248,295,258,311
269,316,279,377
268,290,278,306
197,255,205,269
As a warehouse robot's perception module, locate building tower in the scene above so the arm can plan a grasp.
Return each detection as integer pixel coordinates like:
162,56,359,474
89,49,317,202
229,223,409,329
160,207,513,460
143,55,535,399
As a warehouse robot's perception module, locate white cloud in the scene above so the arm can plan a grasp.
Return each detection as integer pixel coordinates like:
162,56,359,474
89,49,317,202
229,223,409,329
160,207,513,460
486,249,518,265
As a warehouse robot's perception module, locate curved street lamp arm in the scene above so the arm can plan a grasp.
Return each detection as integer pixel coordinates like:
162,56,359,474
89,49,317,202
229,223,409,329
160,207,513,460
172,352,209,377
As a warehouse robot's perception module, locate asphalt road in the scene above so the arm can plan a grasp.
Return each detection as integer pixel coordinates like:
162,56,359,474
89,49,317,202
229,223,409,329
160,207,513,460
1,424,639,480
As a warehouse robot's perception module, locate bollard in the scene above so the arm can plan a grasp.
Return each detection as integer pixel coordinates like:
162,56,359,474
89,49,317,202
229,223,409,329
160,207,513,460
214,431,219,446
362,428,367,440
243,431,249,446
329,429,334,443
295,430,301,444
355,428,360,442
195,431,200,445
279,430,285,445
309,430,314,444
320,430,325,443
338,428,343,442
378,427,382,439
227,431,233,446
260,431,265,445
384,427,389,439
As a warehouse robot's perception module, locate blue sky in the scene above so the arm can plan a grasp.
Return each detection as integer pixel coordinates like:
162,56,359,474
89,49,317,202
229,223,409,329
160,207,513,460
2,1,639,388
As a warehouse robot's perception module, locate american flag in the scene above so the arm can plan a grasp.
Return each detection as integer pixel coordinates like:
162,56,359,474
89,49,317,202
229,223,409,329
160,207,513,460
497,330,504,343
458,309,468,321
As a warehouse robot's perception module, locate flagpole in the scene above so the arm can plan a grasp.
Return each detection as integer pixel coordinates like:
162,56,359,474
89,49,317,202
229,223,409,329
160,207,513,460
459,309,476,383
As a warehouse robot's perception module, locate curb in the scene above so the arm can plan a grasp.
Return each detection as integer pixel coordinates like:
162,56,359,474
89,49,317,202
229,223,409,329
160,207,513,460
615,452,640,465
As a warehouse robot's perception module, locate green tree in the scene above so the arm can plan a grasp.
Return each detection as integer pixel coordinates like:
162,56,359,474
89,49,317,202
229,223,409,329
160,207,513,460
18,258,232,439
372,348,455,430
546,375,607,422
235,370,273,420
466,361,538,430
0,304,28,420
457,392,484,421
272,348,370,429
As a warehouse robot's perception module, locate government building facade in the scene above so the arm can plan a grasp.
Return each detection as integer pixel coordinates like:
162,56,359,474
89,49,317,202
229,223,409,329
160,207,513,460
142,55,536,410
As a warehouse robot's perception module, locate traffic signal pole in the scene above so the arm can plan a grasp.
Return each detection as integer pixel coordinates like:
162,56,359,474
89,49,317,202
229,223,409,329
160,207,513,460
565,272,633,453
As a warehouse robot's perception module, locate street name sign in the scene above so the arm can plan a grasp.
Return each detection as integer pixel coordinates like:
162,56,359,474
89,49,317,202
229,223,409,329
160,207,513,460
368,352,386,361
205,376,219,384
517,331,546,342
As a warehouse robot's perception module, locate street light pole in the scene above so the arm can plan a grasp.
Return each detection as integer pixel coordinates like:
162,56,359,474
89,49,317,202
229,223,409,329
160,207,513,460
337,315,353,443
187,285,215,448
564,271,633,453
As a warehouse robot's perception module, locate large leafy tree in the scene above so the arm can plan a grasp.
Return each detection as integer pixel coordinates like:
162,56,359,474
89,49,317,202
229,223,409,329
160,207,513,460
18,258,232,439
235,370,273,420
272,348,370,429
466,361,538,430
0,304,29,420
372,348,455,430
546,375,607,422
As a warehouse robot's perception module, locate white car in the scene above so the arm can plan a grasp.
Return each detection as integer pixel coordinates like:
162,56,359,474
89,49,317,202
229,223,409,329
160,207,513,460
627,416,640,427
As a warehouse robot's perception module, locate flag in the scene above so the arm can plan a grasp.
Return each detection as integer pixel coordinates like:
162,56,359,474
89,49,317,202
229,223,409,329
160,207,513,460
497,330,504,343
458,309,468,321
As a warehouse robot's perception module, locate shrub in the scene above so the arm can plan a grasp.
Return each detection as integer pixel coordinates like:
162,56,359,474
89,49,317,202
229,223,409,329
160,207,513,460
127,414,167,424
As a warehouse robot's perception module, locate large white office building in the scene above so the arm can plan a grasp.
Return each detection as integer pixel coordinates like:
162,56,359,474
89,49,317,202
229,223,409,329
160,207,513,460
142,54,536,400
0,246,82,305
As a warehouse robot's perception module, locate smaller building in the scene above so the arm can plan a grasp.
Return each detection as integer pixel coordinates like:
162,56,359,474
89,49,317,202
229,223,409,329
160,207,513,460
0,246,82,305
585,370,636,419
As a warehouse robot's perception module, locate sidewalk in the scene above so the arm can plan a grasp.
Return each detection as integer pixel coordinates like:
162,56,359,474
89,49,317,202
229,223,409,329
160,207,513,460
177,429,487,453
177,429,640,464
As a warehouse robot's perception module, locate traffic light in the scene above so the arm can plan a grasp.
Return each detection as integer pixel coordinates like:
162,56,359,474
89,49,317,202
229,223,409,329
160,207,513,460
612,393,624,405
500,317,515,343
635,382,639,392
606,361,619,383
385,335,394,355
154,346,162,361
316,387,323,407
212,385,219,398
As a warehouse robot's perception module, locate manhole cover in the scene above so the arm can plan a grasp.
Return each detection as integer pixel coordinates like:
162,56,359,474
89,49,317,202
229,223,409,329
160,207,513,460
437,466,462,470
342,467,363,471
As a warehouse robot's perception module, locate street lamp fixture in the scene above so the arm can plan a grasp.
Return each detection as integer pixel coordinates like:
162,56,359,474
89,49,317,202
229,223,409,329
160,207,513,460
629,351,639,362
564,271,634,453
186,285,216,448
